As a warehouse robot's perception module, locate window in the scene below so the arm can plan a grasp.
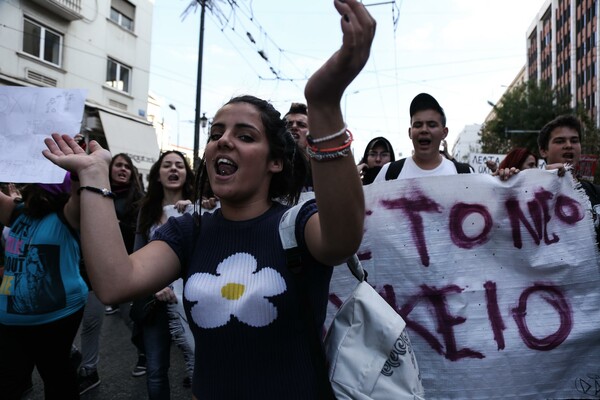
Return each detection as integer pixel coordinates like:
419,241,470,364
110,0,135,31
106,58,131,93
22,18,62,66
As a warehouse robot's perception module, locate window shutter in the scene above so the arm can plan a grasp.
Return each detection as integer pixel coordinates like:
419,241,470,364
111,0,135,20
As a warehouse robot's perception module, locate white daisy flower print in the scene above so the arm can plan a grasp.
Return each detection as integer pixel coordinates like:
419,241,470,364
185,252,287,329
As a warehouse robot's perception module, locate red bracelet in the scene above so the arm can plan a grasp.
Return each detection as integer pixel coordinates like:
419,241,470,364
307,130,353,153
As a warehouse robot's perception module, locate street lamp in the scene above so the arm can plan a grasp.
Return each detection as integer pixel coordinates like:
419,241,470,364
168,103,180,148
200,112,208,153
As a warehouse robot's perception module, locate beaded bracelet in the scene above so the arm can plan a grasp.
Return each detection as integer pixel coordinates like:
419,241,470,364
306,123,348,145
306,146,352,161
306,130,354,161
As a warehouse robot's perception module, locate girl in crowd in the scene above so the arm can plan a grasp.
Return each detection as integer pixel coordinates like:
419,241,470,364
110,153,145,256
0,174,87,399
43,0,373,398
498,147,539,170
495,147,539,180
107,152,147,376
132,150,195,399
357,136,395,184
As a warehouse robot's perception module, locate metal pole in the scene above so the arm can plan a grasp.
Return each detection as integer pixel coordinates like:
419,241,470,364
193,0,206,171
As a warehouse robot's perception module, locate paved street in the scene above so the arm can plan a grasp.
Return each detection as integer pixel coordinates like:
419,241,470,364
24,313,192,400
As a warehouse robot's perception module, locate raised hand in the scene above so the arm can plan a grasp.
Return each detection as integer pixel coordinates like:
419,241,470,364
7,183,21,199
305,0,376,106
300,0,369,267
42,133,112,176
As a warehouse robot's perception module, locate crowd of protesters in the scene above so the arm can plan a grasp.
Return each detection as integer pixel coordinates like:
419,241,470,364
0,0,598,398
2,97,599,400
3,106,597,399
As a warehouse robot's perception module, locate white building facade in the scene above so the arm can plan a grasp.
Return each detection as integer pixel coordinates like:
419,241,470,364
0,0,159,179
451,123,482,164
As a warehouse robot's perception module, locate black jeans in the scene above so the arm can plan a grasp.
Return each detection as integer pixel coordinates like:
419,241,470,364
0,307,84,400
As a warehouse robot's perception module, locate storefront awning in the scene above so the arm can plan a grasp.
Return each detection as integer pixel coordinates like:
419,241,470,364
98,111,159,177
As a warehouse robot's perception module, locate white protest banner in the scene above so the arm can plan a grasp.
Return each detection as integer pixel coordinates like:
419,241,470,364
326,170,600,399
0,87,86,183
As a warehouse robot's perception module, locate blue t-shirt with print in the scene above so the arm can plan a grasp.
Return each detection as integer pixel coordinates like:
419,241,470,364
0,206,87,325
153,201,332,400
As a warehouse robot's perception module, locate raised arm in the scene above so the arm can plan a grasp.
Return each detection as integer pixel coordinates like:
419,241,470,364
43,134,179,304
303,0,375,265
0,190,17,227
62,173,81,231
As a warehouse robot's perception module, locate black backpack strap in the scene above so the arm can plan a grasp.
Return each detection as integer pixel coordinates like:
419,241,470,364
385,158,407,180
386,157,472,178
453,160,473,174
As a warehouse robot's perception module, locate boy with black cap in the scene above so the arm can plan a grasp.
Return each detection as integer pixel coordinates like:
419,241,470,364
374,93,472,181
357,137,395,185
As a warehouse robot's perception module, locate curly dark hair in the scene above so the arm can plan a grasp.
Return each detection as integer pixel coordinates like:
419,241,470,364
194,95,308,208
21,185,69,219
137,151,195,241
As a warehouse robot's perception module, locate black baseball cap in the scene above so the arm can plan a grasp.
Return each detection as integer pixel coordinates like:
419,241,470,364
409,93,446,122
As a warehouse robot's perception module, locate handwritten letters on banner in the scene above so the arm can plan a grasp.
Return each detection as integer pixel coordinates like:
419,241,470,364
326,170,600,399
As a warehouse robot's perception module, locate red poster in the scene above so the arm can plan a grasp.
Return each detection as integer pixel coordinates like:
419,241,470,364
577,154,598,182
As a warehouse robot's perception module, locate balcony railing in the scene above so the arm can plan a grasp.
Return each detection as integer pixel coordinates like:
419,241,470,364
28,0,83,21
